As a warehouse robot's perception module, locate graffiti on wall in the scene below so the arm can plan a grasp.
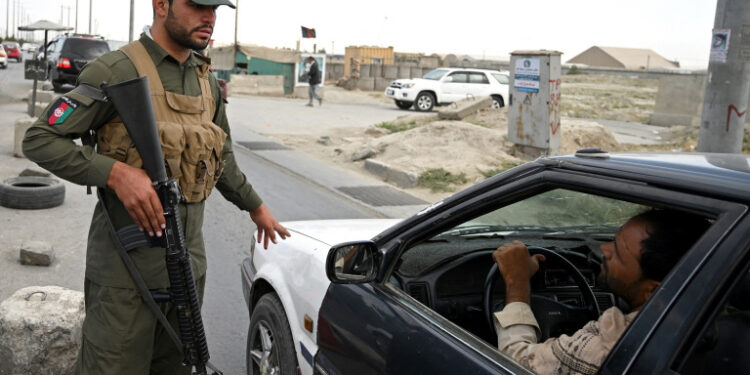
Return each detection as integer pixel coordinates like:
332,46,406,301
549,79,562,135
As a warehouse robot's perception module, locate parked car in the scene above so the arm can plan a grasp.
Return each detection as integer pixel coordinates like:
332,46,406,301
39,34,110,92
2,41,22,62
0,45,7,69
242,151,750,375
385,67,509,112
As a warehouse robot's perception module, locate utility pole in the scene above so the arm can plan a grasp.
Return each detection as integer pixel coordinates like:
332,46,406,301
129,0,134,42
75,0,79,33
89,0,92,34
5,0,9,38
234,0,239,46
698,0,750,153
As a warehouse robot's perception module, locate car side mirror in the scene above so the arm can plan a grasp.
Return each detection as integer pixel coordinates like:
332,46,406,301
443,76,454,82
326,241,379,284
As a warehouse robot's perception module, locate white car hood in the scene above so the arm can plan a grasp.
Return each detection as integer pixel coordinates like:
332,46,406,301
282,219,403,246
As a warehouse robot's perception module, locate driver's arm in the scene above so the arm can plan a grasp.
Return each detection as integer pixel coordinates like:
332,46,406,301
493,242,634,375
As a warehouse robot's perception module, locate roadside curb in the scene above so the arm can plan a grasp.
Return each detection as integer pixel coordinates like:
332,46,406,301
233,132,429,219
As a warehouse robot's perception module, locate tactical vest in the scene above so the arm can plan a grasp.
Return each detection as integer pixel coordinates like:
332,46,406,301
96,41,227,203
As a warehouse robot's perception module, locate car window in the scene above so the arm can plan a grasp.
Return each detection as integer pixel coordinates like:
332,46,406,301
61,39,110,59
677,268,750,374
469,73,489,84
447,72,469,83
423,69,449,80
492,73,509,84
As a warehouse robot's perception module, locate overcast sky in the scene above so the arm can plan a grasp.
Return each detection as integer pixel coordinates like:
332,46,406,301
4,0,717,69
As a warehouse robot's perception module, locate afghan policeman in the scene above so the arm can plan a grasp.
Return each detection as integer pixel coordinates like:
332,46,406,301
23,0,290,373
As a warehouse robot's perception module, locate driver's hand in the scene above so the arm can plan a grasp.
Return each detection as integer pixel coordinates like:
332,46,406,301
493,241,546,304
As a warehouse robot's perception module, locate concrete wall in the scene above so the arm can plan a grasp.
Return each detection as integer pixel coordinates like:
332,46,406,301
649,73,750,126
650,75,706,127
227,74,285,97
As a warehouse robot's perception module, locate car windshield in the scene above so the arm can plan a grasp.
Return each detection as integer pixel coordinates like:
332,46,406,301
2,43,15,49
62,39,110,60
397,189,648,277
423,69,449,80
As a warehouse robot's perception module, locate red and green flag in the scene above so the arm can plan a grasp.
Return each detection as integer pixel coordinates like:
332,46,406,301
47,97,78,125
301,26,316,38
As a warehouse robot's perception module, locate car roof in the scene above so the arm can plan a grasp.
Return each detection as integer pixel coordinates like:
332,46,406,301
549,152,750,203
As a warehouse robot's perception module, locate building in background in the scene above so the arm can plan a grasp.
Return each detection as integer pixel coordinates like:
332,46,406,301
209,44,300,94
567,46,679,70
344,46,394,77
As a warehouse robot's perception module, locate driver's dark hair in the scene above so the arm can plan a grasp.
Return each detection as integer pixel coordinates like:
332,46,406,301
636,209,711,282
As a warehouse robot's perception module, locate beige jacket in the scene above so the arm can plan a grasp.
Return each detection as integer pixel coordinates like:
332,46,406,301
494,302,637,375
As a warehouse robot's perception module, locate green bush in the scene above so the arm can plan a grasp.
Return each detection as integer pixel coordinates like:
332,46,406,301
566,65,582,75
418,168,468,192
376,120,418,133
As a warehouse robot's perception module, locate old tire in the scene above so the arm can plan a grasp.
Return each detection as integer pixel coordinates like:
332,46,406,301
415,92,435,112
0,176,65,209
395,100,413,110
247,293,298,375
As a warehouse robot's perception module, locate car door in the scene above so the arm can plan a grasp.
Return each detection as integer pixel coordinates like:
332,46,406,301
316,160,745,375
467,72,492,98
440,71,470,102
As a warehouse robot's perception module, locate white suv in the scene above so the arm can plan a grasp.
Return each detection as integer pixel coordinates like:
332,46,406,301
385,67,509,111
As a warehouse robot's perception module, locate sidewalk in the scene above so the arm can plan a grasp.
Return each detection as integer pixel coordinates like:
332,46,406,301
0,99,429,300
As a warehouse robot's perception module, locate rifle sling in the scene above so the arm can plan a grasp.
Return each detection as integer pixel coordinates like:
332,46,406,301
96,189,185,356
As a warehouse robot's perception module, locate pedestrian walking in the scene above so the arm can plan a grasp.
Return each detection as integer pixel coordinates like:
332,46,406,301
306,56,322,106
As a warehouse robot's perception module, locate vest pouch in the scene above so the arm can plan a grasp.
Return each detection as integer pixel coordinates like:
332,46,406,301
180,121,226,203
157,121,186,181
96,122,142,168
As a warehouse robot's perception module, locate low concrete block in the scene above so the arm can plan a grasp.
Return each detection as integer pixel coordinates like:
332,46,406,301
0,286,84,375
364,159,418,188
227,74,285,96
438,96,493,120
33,103,48,118
19,241,55,266
364,159,389,180
14,117,36,158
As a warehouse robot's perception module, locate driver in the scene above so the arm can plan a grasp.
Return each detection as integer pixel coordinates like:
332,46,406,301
491,209,710,375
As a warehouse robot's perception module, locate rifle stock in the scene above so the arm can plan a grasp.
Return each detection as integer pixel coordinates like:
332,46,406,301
102,77,218,375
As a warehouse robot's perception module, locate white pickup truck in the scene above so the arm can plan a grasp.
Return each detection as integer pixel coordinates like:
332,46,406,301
385,67,509,111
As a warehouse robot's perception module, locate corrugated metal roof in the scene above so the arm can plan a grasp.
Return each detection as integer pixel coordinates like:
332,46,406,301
208,44,300,70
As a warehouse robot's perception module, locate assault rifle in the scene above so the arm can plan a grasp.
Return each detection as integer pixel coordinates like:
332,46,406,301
101,77,221,375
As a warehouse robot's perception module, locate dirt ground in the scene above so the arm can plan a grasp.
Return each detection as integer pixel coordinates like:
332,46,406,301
267,74,741,203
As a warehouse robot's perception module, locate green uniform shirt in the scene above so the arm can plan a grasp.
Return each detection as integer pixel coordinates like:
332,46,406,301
23,34,262,288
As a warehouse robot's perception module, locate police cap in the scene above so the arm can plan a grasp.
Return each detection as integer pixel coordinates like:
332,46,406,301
191,0,236,9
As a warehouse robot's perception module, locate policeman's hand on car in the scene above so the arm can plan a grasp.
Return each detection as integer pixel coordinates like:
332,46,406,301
107,161,166,237
250,203,290,249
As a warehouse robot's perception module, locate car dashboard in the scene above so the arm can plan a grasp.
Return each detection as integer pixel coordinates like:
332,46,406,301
392,234,622,344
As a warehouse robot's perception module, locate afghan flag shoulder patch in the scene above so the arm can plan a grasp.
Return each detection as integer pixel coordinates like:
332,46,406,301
47,96,79,126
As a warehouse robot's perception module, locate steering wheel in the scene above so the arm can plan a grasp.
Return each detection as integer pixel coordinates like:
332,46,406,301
483,246,601,341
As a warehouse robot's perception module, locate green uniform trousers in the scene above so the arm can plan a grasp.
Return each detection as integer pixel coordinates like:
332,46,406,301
74,276,206,375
